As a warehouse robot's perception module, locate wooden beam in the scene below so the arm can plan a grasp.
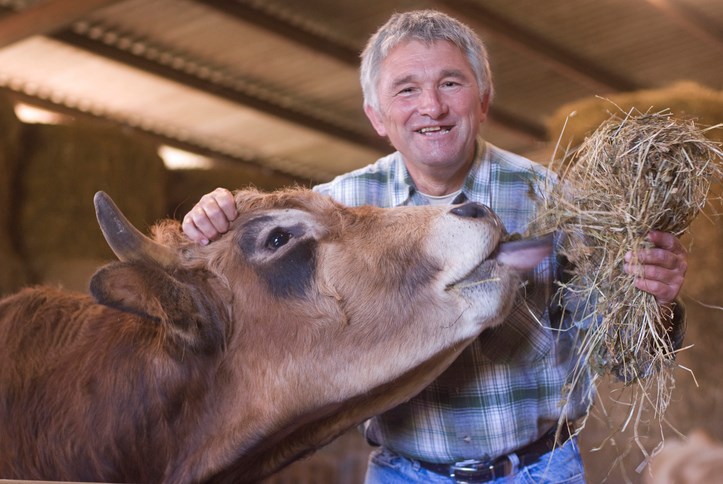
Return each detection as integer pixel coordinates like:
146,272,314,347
196,0,360,66
50,26,390,153
438,0,641,93
0,0,124,48
488,106,547,140
644,0,723,54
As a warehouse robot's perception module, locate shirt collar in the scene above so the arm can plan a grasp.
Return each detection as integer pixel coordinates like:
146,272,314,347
389,152,416,207
390,137,489,207
461,138,492,206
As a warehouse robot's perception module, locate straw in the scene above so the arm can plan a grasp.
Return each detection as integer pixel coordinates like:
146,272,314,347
530,107,722,436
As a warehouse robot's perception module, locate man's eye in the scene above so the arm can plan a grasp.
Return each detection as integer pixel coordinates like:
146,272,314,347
266,230,292,249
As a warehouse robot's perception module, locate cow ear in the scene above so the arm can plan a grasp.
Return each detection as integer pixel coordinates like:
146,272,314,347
90,262,187,321
89,262,224,353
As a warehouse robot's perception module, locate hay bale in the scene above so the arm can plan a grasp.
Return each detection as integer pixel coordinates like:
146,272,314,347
534,110,722,481
0,91,28,295
547,82,723,152
587,214,723,482
17,121,167,284
543,85,723,397
167,165,303,218
541,84,723,482
536,109,721,390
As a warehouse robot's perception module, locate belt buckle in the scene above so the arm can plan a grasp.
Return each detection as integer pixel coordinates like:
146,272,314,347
449,458,499,483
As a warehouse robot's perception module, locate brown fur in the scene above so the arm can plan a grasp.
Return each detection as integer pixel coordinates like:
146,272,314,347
0,285,223,482
0,187,523,483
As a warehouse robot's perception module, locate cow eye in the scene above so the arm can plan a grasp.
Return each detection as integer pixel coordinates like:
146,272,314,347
266,229,292,250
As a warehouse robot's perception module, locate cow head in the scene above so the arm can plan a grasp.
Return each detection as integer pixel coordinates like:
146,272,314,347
90,188,551,482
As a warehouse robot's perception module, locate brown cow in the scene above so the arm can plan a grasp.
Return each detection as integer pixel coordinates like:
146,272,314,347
0,188,551,483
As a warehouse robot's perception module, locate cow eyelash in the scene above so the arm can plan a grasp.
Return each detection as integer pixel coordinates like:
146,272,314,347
266,229,293,250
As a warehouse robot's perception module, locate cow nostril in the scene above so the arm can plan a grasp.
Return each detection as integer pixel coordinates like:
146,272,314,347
450,202,490,219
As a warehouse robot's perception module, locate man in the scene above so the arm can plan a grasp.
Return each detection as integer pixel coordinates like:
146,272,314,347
182,10,687,483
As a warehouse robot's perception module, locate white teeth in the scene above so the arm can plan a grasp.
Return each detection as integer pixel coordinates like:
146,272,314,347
419,127,448,134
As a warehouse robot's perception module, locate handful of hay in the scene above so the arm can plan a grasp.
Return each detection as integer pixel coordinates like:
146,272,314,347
534,108,722,421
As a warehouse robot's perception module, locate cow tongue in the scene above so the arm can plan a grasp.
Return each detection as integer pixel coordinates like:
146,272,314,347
450,233,553,290
494,233,553,271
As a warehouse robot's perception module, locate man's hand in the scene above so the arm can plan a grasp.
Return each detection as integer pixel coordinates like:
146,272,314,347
623,230,688,305
182,187,237,245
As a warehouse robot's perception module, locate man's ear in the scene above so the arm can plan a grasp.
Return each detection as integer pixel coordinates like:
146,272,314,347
364,103,388,137
479,92,490,123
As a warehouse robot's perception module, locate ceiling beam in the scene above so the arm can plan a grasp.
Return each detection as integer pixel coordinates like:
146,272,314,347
644,0,723,54
197,0,361,66
0,0,124,49
50,23,390,153
437,0,641,93
487,107,547,140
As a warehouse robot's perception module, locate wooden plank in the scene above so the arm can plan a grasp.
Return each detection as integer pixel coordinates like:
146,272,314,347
644,0,723,54
438,0,641,92
0,0,125,48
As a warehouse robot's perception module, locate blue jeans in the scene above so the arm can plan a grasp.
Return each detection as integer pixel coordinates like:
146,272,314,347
364,437,586,484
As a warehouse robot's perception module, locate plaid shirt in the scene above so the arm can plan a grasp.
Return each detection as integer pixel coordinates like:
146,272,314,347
314,140,592,464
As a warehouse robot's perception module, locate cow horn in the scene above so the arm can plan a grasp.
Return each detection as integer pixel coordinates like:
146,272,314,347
94,191,177,267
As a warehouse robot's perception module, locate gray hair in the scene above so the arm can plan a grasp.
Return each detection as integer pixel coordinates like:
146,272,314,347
360,10,494,113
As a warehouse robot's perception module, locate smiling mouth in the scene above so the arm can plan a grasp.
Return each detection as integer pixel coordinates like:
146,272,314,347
417,126,452,135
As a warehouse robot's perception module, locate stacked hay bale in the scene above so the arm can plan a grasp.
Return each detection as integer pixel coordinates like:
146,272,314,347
0,92,28,296
167,164,303,218
547,81,723,154
16,121,167,291
544,82,723,483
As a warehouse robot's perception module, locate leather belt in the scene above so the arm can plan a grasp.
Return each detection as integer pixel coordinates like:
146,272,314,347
417,425,572,483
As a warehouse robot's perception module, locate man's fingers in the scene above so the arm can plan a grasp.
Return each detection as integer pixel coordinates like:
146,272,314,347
181,217,210,245
646,230,686,255
626,247,687,272
622,231,688,305
632,278,677,305
208,187,237,221
623,261,684,304
624,231,688,272
182,188,237,244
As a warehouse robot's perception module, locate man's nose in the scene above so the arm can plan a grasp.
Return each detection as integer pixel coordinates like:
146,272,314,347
417,89,447,118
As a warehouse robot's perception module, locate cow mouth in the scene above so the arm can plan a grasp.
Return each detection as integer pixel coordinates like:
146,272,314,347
446,232,553,291
447,258,500,291
446,245,502,291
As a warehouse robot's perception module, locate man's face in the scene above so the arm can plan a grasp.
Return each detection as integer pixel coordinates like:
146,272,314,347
365,40,489,174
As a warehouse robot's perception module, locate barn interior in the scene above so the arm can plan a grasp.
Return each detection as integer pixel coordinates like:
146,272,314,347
0,0,722,482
